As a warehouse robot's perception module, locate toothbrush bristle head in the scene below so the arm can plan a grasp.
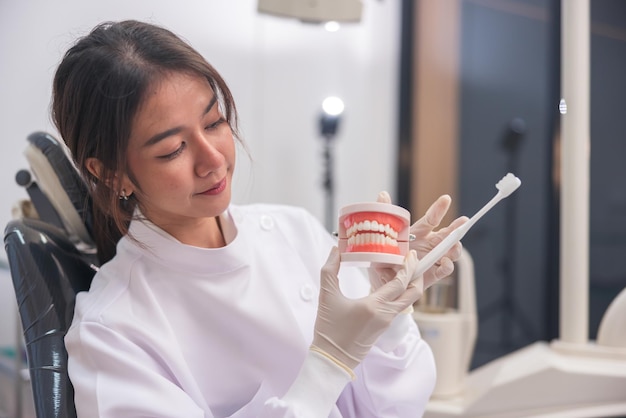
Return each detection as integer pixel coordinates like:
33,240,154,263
496,173,521,197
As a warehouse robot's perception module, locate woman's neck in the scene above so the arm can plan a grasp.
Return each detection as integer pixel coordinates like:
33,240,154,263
156,215,226,248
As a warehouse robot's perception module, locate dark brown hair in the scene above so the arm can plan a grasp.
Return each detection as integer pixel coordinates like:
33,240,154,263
52,20,239,264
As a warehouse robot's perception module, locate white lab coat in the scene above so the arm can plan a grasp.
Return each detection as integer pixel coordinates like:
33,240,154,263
65,203,436,417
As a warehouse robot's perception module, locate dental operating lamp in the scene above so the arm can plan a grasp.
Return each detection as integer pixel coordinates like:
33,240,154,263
319,96,344,232
257,0,362,23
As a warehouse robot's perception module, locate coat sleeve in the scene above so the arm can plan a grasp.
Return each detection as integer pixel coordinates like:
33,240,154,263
340,315,437,417
260,350,353,418
67,320,353,418
66,321,207,417
262,325,435,418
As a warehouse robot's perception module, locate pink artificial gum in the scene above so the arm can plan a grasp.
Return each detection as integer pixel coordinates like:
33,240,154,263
337,202,411,266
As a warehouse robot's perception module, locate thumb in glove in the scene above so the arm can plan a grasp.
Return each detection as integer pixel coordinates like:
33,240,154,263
312,247,420,371
367,191,401,290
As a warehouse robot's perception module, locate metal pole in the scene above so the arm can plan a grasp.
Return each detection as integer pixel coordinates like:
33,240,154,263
323,135,335,232
559,0,590,344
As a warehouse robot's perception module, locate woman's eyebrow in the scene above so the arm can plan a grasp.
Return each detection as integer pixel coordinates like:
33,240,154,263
142,94,218,147
143,126,183,147
203,94,218,116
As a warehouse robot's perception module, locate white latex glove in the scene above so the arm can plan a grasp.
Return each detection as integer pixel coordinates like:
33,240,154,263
373,191,468,289
312,247,420,371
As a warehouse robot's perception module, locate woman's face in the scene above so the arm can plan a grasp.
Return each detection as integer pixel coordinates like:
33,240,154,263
121,72,235,242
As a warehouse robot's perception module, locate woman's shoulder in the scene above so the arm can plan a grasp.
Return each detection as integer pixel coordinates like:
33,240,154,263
72,242,144,325
232,203,321,228
231,203,336,259
233,202,310,216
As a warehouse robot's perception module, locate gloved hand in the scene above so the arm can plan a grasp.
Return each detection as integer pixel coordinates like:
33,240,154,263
312,247,420,371
373,191,468,289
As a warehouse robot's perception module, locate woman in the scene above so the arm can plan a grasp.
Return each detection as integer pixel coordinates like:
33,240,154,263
54,20,465,417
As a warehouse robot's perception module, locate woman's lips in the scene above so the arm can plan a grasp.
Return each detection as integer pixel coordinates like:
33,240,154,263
199,177,227,195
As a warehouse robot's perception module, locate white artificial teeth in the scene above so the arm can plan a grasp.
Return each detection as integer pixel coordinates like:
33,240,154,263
346,232,400,247
347,220,399,240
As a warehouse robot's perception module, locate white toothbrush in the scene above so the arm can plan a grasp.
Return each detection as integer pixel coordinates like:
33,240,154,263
412,173,521,280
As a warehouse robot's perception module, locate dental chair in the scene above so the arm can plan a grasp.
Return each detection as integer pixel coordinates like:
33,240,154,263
4,132,98,418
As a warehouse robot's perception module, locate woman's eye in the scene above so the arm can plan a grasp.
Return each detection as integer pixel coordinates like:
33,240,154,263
158,142,186,160
205,117,225,131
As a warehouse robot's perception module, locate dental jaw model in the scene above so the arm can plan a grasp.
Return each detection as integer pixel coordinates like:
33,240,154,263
337,202,411,266
338,173,522,271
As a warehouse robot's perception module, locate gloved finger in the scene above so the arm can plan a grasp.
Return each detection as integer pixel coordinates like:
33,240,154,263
371,250,417,302
320,246,342,293
429,215,467,247
424,257,455,289
376,191,392,204
371,265,397,284
423,241,462,266
395,274,424,310
432,215,468,241
445,241,463,264
410,195,452,240
380,271,424,315
368,263,401,292
368,268,384,290
414,215,467,260
366,191,393,291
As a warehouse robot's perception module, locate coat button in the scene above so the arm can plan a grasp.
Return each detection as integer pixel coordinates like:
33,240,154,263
260,215,274,230
300,284,315,301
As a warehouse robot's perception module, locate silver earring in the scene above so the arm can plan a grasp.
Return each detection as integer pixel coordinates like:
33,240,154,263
119,190,129,201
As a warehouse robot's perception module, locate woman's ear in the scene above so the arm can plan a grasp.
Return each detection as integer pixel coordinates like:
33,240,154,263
85,157,134,197
85,157,103,180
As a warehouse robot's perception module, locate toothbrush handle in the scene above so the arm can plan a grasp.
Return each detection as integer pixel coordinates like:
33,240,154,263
467,193,502,228
410,191,505,281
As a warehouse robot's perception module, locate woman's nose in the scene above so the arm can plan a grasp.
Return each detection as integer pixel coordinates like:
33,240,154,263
193,131,225,177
